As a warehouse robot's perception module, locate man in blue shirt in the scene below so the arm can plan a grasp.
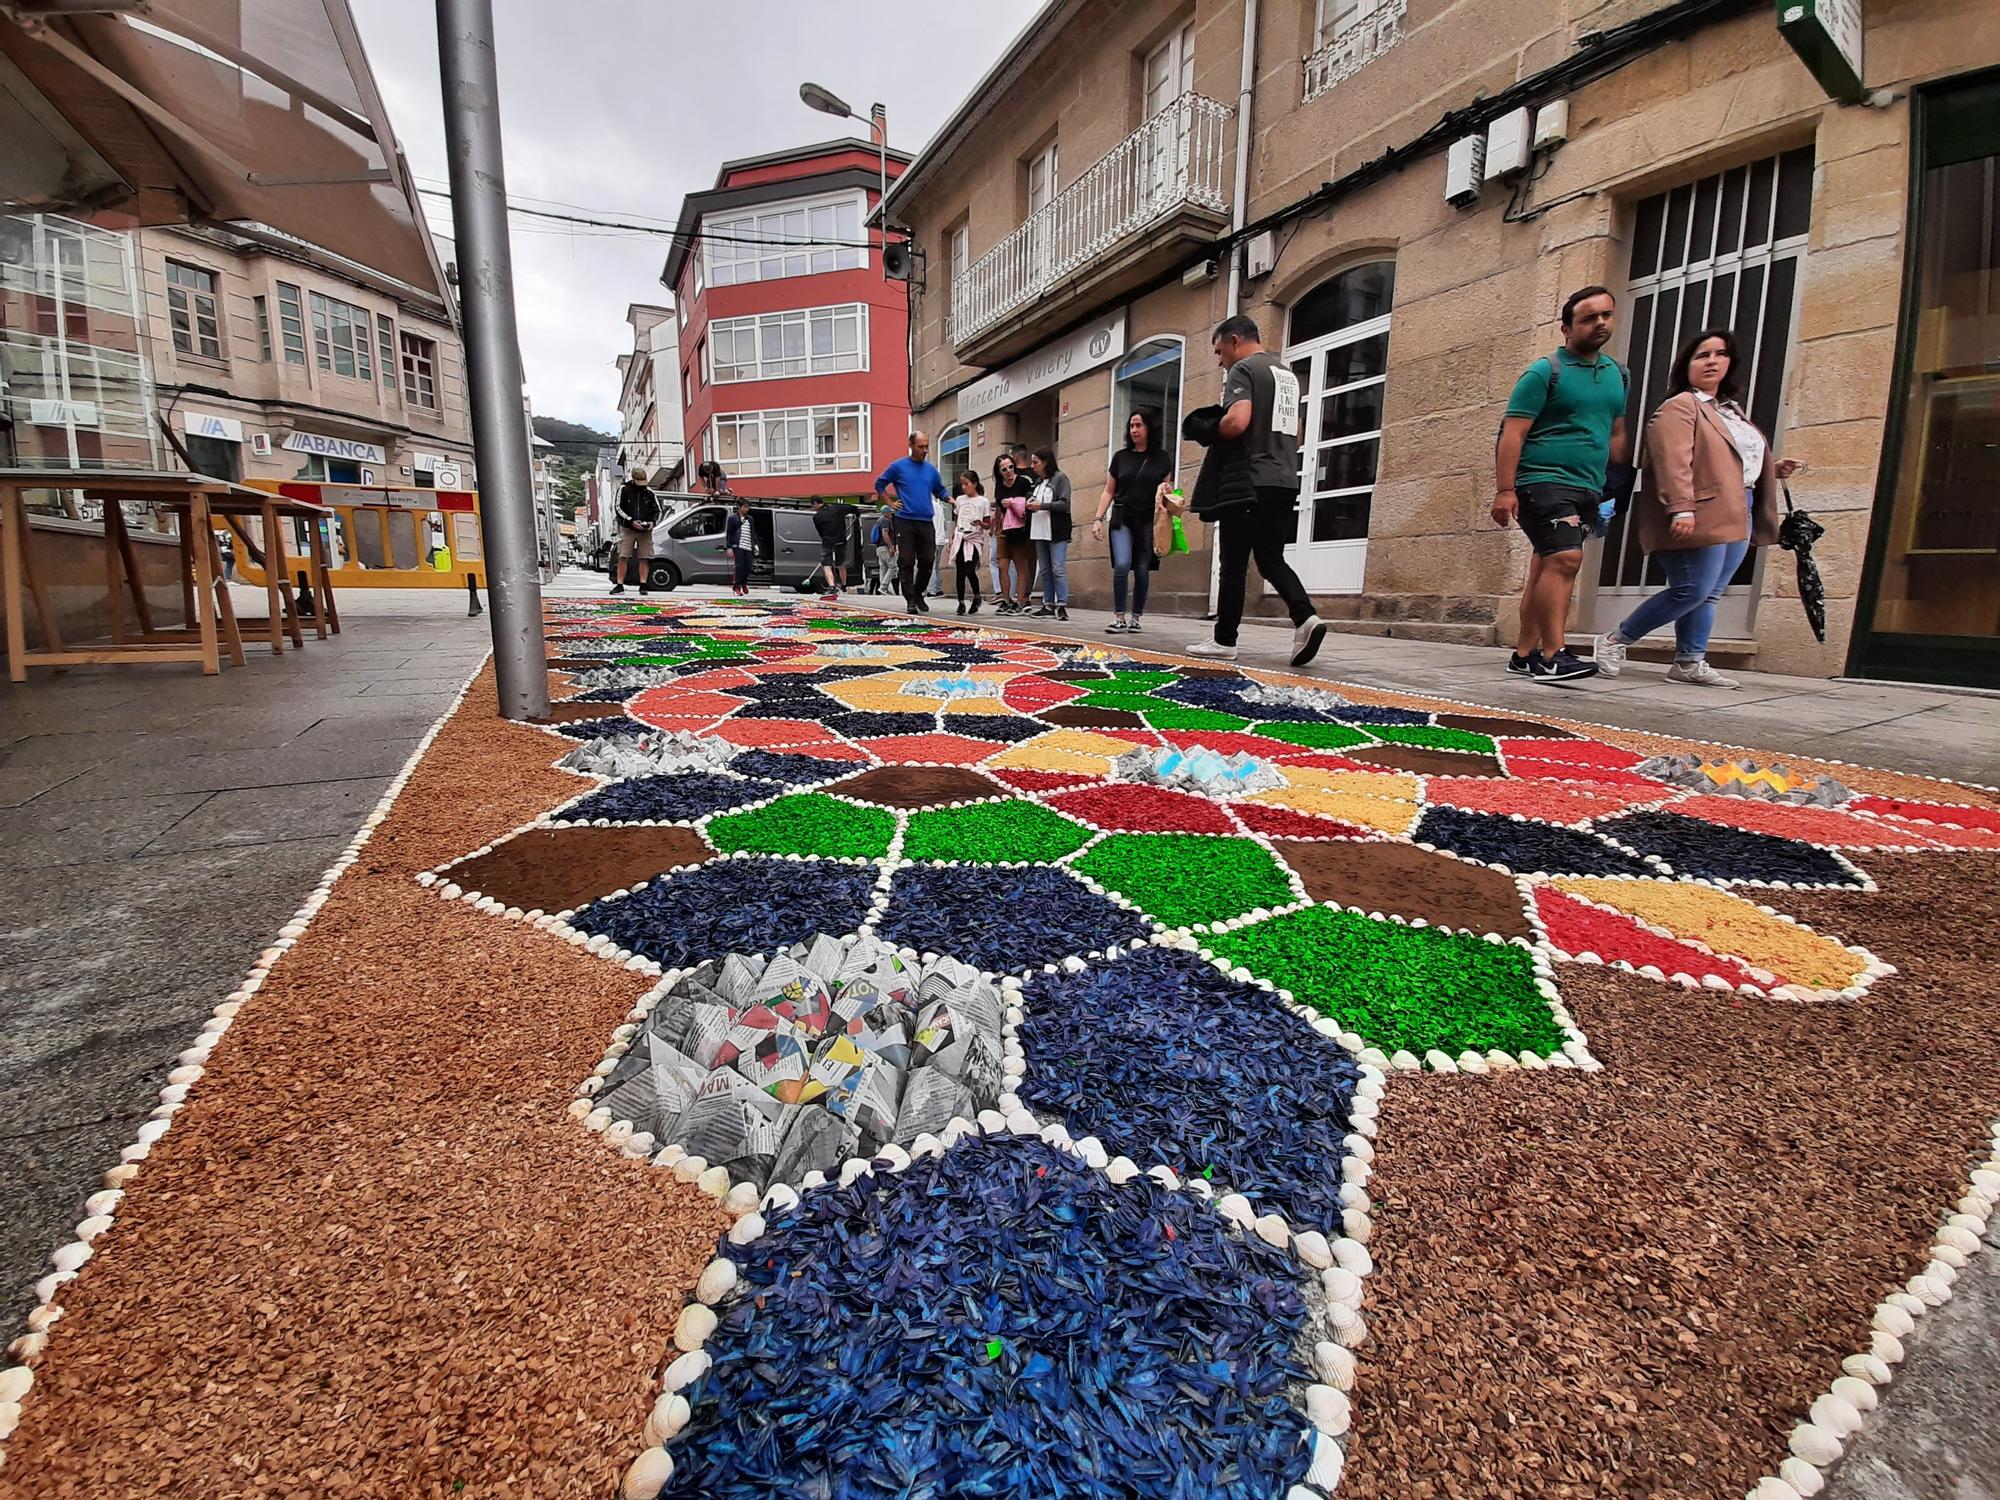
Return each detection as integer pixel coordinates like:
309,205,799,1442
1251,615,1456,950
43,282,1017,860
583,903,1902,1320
874,431,949,613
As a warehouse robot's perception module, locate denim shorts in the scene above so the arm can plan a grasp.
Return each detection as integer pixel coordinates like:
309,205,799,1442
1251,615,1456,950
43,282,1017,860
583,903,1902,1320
1516,483,1598,557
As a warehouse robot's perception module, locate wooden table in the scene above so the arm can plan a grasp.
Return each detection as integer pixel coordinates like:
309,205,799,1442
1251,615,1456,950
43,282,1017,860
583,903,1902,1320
211,491,341,654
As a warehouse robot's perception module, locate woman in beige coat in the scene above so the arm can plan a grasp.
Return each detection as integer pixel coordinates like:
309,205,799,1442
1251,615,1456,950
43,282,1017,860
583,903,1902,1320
1594,328,1799,687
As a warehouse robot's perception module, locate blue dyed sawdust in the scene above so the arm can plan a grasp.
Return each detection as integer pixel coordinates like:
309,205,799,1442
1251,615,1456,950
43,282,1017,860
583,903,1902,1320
938,714,1052,744
1323,704,1435,727
1591,810,1867,888
1414,805,1658,877
826,710,941,738
1155,677,1331,724
546,714,652,741
1019,946,1360,1227
657,1136,1312,1500
569,858,876,968
728,751,858,786
563,773,785,824
876,865,1151,974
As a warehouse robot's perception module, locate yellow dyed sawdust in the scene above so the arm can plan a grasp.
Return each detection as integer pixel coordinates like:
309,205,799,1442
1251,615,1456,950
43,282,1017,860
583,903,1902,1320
1553,876,1870,992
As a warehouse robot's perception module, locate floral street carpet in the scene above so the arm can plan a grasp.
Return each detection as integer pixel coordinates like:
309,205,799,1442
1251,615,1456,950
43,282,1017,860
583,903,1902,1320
432,598,2000,1500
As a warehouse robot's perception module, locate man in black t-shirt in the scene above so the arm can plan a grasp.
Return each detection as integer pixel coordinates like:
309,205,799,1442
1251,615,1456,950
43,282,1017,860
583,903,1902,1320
1190,315,1326,667
811,497,858,600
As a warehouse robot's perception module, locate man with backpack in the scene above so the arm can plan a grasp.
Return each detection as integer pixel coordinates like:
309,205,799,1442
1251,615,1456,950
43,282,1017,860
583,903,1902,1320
812,496,858,600
611,466,661,595
1493,286,1629,683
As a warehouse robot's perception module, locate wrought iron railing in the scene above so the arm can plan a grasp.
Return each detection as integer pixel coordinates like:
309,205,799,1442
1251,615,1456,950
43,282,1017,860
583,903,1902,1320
1302,0,1407,102
948,93,1232,347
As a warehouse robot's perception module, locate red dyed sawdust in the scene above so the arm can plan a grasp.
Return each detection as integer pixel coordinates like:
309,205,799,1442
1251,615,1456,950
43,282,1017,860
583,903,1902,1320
0,672,727,1499
1531,886,1760,988
709,718,852,750
1669,796,1949,849
1230,802,1376,840
1497,737,1643,769
1502,760,1668,790
1423,776,1660,825
1579,727,2000,810
626,686,749,721
858,732,1004,765
989,768,1097,794
1848,795,2000,832
668,666,762,691
1046,783,1237,834
1859,816,2000,850
1002,677,1086,713
1344,853,2000,1500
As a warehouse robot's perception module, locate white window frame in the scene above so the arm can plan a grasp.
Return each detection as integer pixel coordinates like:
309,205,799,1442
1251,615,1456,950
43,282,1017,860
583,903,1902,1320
710,402,871,476
1026,142,1060,217
702,189,866,288
375,313,397,388
309,289,373,380
275,281,307,366
1316,0,1386,47
400,330,438,410
708,303,869,384
1144,21,1196,118
165,259,222,360
1107,336,1186,484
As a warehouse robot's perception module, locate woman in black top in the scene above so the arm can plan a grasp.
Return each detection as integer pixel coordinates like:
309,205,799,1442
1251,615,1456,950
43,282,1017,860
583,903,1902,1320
1091,410,1173,633
991,452,1036,614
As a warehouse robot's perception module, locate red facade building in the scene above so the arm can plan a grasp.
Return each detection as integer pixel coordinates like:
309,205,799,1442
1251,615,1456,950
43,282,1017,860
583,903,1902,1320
663,139,912,505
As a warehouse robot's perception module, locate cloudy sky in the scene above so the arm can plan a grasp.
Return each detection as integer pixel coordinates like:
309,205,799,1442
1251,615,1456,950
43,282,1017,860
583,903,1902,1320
349,0,1043,436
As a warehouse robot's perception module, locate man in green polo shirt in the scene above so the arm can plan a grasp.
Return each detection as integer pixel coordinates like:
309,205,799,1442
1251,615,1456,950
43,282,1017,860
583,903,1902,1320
1493,286,1628,683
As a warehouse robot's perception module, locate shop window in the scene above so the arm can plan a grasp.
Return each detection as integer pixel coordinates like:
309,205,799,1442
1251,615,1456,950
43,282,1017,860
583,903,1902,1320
1284,261,1394,582
938,425,972,496
1110,338,1184,479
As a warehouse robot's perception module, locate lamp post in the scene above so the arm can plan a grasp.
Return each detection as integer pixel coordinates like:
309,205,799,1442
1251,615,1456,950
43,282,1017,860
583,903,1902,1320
799,82,888,265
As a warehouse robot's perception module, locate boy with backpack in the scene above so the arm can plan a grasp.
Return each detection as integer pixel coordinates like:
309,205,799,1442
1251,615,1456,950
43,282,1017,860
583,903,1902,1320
1493,286,1629,683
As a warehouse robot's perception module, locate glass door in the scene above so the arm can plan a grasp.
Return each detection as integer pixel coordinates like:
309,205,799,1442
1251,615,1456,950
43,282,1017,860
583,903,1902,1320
1852,72,2000,687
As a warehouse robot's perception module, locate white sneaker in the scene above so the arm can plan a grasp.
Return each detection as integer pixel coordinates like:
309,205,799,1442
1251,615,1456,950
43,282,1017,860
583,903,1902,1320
1593,633,1628,679
1666,658,1738,688
1291,615,1328,667
1187,639,1239,660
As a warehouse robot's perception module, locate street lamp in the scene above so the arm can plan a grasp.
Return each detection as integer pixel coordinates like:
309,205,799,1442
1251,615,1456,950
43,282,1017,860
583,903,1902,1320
799,81,888,258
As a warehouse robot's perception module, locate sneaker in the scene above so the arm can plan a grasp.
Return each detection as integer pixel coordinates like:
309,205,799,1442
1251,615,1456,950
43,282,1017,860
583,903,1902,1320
1106,618,1129,633
1666,658,1739,688
1127,618,1143,634
1290,614,1328,668
1029,605,1055,618
1507,650,1538,675
1529,647,1599,683
609,585,626,595
1187,639,1239,660
820,591,839,603
1593,634,1628,679
1056,606,1069,622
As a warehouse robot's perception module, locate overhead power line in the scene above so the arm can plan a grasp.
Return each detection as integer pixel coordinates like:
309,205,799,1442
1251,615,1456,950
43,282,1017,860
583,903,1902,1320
414,186,880,251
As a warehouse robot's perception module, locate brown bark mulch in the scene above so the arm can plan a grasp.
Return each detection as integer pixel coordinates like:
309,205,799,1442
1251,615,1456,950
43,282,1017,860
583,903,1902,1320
823,764,1001,808
443,825,713,915
1271,838,1533,938
0,672,726,1499
1344,852,2000,1500
1349,744,1504,777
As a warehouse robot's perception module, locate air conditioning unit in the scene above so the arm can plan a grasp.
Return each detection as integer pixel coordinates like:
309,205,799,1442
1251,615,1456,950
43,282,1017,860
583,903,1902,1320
249,432,273,456
1484,107,1532,180
1445,135,1485,207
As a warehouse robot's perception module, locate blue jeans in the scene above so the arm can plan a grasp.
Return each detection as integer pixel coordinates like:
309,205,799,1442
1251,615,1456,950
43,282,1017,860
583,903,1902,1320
1036,538,1069,605
1108,523,1151,616
1615,533,1750,662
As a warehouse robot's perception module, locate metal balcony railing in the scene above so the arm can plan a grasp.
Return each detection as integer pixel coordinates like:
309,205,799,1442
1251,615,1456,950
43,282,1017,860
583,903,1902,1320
948,93,1232,347
1302,0,1406,102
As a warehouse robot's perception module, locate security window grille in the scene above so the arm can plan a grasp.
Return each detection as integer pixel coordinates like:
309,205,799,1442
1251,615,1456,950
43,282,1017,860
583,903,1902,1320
400,331,438,409
376,314,397,387
310,290,373,379
275,282,307,364
1592,145,1815,630
165,260,221,359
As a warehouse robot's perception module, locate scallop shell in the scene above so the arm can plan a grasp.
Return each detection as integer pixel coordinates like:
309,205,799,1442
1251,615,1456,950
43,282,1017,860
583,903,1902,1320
723,1181,762,1215
762,1183,802,1215
695,1165,732,1198
1294,1230,1333,1268
1748,1480,1802,1500
726,1212,766,1247
1777,1456,1825,1496
662,1349,711,1393
1305,1430,1344,1489
0,1367,29,1403
1332,1238,1373,1277
643,1392,691,1446
1809,1392,1861,1437
671,1154,708,1185
1787,1422,1842,1466
622,1446,675,1499
1829,1375,1877,1413
1305,1382,1351,1436
1106,1156,1140,1184
1253,1212,1291,1248
1869,1330,1905,1365
1871,1303,1914,1338
1841,1352,1891,1385
1313,1340,1356,1389
673,1302,718,1353
1321,1267,1363,1306
696,1258,738,1305
1216,1192,1255,1226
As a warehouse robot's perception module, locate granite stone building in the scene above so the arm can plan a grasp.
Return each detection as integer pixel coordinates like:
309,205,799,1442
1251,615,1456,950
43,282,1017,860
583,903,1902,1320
886,0,2000,685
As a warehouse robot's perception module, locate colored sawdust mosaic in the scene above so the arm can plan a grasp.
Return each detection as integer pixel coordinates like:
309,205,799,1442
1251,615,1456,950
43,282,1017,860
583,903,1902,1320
18,593,1991,1500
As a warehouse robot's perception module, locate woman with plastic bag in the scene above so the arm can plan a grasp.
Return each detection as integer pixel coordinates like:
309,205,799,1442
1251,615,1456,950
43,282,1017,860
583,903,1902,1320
1091,409,1173,634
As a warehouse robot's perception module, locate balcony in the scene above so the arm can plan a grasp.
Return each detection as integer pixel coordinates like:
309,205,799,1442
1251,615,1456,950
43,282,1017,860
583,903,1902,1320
1302,0,1406,102
948,93,1232,364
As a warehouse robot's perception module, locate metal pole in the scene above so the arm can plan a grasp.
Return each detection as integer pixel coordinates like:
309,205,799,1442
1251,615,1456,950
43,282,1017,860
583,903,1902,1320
437,0,548,720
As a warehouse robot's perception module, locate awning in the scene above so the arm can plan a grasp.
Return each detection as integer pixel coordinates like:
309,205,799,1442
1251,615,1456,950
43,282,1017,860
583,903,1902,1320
0,0,450,308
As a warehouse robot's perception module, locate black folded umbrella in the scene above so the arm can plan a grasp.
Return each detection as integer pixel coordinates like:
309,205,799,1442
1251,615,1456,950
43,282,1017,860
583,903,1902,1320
1778,482,1827,643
